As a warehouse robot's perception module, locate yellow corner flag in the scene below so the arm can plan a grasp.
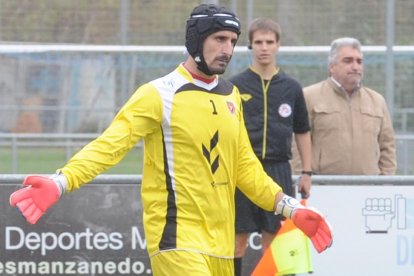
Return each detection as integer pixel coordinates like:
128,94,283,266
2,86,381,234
251,199,313,276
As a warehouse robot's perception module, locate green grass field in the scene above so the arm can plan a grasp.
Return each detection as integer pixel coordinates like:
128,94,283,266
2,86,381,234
0,147,143,174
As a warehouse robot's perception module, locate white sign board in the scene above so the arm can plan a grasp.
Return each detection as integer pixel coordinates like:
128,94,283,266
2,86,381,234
307,185,414,276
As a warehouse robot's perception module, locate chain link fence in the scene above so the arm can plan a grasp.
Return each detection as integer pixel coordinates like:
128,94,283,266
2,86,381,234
0,0,413,174
1,45,413,133
0,0,413,46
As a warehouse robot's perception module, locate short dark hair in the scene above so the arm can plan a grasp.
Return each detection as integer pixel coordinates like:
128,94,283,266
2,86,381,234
248,18,281,45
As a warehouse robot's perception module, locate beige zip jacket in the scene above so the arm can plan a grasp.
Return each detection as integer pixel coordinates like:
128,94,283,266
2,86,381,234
303,78,396,175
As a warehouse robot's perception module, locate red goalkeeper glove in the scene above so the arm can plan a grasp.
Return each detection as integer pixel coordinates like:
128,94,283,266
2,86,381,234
276,195,333,253
9,174,67,224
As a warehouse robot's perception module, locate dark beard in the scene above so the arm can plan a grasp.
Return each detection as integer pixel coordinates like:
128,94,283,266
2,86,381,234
208,55,231,75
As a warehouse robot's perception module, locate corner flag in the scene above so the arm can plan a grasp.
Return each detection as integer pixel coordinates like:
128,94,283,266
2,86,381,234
251,199,313,276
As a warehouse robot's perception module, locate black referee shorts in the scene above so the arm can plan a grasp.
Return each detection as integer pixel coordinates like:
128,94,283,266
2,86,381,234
235,161,293,234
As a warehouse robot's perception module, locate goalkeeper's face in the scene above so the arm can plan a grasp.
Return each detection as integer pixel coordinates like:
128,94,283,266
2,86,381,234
202,30,238,75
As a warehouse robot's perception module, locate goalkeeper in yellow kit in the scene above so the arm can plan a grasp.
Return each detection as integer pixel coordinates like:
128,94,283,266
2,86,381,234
9,4,332,275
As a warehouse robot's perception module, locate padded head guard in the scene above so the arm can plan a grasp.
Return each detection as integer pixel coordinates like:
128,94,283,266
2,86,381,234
185,4,241,75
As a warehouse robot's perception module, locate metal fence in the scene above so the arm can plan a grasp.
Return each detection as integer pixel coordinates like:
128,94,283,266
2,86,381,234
1,45,414,134
1,133,413,175
0,133,143,175
1,0,414,178
1,0,414,134
0,0,412,46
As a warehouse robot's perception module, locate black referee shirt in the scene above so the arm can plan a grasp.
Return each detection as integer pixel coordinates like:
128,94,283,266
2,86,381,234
229,68,310,162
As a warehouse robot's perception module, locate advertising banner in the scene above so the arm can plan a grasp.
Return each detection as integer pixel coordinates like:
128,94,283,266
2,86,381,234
1,183,413,275
1,184,152,275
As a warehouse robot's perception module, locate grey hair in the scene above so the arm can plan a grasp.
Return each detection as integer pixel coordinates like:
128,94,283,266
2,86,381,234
328,37,362,65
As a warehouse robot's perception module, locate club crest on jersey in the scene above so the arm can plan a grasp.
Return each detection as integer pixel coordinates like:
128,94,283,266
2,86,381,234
227,101,235,115
278,103,292,118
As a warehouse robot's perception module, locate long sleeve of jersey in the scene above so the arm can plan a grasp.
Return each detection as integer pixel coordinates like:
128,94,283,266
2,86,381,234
60,83,163,191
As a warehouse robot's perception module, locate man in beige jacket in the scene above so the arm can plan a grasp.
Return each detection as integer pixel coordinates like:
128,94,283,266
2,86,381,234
296,37,396,175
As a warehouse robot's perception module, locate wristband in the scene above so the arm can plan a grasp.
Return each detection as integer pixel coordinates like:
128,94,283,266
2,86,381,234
301,170,313,176
50,172,68,196
275,195,303,219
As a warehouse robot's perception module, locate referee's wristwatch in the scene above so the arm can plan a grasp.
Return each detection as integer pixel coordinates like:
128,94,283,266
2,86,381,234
301,170,313,176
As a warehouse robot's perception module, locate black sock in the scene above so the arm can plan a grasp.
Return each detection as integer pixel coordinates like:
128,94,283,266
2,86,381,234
234,257,242,276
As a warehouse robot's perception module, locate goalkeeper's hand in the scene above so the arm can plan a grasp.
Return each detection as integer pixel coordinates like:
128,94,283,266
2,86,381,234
9,174,67,224
275,194,333,253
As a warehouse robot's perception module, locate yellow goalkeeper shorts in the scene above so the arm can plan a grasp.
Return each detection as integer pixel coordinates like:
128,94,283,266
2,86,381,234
150,250,233,276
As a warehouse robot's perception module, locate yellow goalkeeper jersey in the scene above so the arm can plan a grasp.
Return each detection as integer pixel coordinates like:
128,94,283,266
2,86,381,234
60,64,281,258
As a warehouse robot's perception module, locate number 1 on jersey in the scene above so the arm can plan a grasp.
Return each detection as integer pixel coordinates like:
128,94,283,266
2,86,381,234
210,100,218,115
